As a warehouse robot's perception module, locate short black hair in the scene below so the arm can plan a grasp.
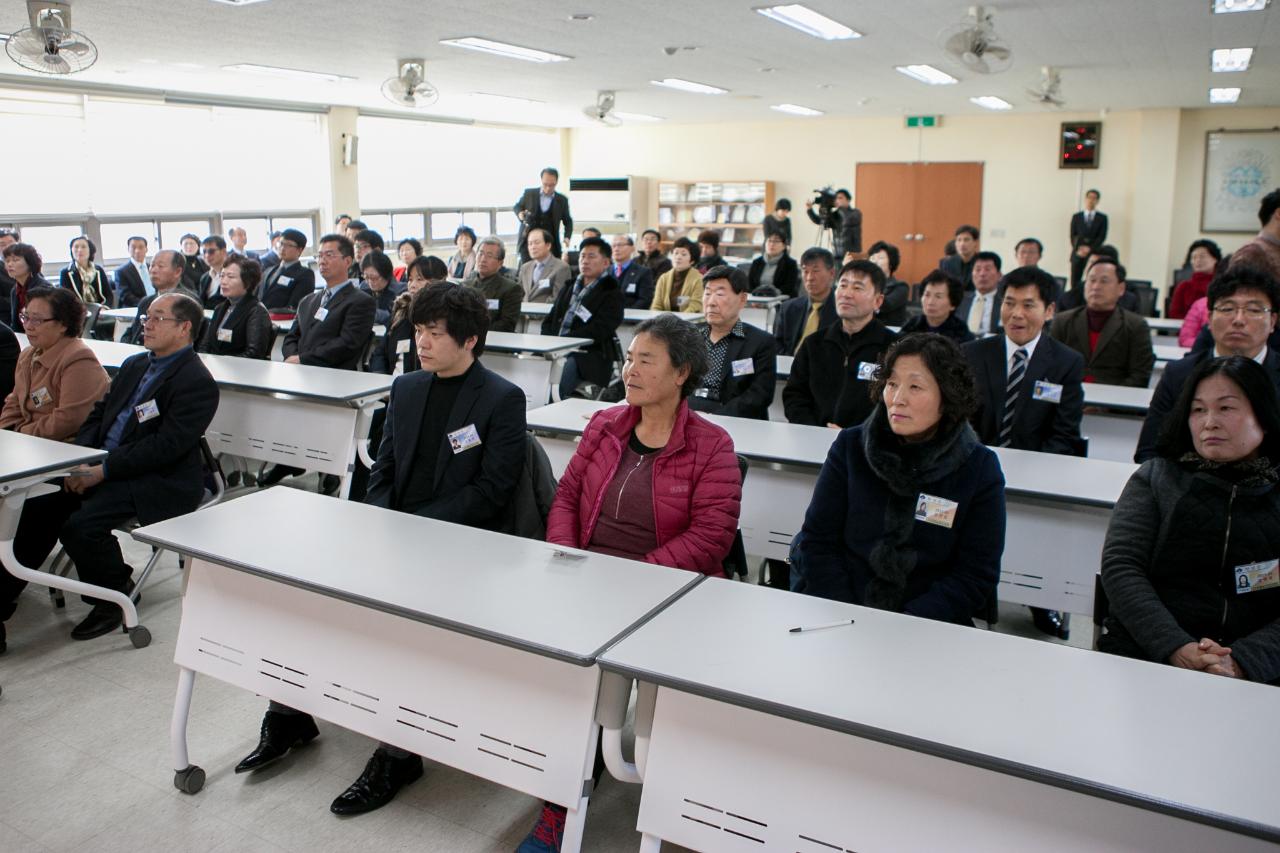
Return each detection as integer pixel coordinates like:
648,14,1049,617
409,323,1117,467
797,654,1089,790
1260,188,1280,227
1156,355,1280,461
999,265,1057,308
954,224,980,240
670,237,697,260
578,235,612,261
127,235,148,250
835,188,851,201
224,253,263,292
540,167,559,179
528,227,553,246
973,250,1002,272
201,235,226,251
641,228,661,240
702,264,748,294
1185,238,1222,267
347,219,367,232
2,242,41,276
25,285,84,337
867,240,900,274
319,233,355,259
1015,237,1043,256
0,226,20,240
775,198,792,212
1207,264,1280,313
1086,188,1101,200
839,259,886,293
454,225,477,245
70,235,97,261
335,213,351,224
361,250,395,282
410,281,489,357
698,229,721,251
354,229,384,252
156,249,184,272
581,227,602,239
398,238,423,258
180,232,200,245
1091,244,1120,262
870,334,978,432
799,246,835,269
281,228,308,249
921,269,964,309
1089,257,1126,282
156,291,204,342
632,313,709,399
409,255,448,282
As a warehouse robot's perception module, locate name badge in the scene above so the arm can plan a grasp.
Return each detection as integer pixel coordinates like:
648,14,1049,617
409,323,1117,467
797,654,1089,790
856,361,879,381
217,328,234,343
396,338,411,354
915,493,958,529
447,423,482,454
694,388,711,398
486,298,500,310
676,295,690,307
134,399,160,423
538,277,551,290
30,385,52,407
1032,380,1063,404
626,281,637,294
731,357,755,377
277,275,292,286
575,305,592,322
314,306,329,322
1235,559,1279,594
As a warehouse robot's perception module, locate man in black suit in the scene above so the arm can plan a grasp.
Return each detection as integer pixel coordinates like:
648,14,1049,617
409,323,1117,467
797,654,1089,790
1137,266,1280,463
1069,189,1108,288
114,236,154,308
236,284,527,815
257,228,315,313
773,247,838,356
956,251,1004,337
228,226,259,261
688,266,778,420
514,167,573,264
939,224,980,290
197,235,228,309
542,236,623,400
122,250,198,344
5,292,218,642
805,188,861,259
610,233,655,309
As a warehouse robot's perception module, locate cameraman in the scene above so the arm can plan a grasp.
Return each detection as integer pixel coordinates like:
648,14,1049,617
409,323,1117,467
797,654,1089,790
806,188,862,259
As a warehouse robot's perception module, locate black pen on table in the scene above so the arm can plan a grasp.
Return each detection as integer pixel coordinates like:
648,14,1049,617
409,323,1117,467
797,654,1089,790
789,619,855,634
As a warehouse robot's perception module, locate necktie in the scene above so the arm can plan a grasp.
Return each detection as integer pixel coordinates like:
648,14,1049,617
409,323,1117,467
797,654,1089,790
999,348,1028,447
968,293,987,334
615,264,622,279
800,301,823,344
321,286,336,309
139,262,154,297
533,261,544,283
1086,211,1093,225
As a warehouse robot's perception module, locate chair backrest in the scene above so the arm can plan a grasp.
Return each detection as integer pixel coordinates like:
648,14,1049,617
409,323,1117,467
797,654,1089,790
1127,280,1157,317
197,436,226,508
356,330,377,372
81,302,103,338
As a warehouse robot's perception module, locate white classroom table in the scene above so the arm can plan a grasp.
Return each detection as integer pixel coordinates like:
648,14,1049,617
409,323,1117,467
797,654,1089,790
132,488,702,852
0,432,151,646
483,331,591,408
595,578,1280,852
527,398,1138,616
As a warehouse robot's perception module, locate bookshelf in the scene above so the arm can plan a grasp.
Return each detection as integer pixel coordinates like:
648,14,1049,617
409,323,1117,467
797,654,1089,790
654,180,775,255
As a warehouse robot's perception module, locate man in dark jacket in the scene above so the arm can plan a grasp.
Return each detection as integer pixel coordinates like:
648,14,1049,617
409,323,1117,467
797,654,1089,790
237,285,528,816
542,236,624,399
610,234,655,309
1069,188,1108,287
114,236,154,308
122,250,198,345
1049,258,1154,387
688,266,778,420
773,247,838,356
1136,266,1280,463
939,224,980,290
463,236,523,333
748,233,799,298
514,167,573,264
257,228,315,313
280,234,375,370
197,235,228,309
806,188,861,259
5,292,218,642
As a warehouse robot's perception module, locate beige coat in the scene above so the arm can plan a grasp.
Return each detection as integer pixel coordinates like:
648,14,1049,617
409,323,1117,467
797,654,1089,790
650,267,705,313
0,335,110,440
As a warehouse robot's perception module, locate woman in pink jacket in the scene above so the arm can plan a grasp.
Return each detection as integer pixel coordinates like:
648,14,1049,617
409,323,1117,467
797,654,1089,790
519,313,742,852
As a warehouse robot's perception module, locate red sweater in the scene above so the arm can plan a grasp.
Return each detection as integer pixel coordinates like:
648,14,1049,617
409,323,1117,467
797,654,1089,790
1168,271,1213,320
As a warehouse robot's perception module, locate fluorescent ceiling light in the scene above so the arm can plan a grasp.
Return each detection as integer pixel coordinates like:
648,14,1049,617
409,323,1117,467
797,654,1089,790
1211,47,1254,72
771,103,824,116
208,0,272,5
469,93,545,106
895,64,958,85
1212,0,1268,11
650,78,728,95
222,63,354,83
755,4,861,40
1210,87,1242,103
614,111,665,122
439,37,570,63
970,95,1012,111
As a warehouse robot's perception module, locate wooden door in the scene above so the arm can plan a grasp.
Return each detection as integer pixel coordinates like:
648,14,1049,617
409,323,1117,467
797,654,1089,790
855,162,917,270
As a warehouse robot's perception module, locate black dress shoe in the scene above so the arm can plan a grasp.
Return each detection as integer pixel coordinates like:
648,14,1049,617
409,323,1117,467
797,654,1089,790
330,749,423,816
258,465,303,488
70,603,124,640
0,621,7,655
319,474,341,496
225,470,242,488
235,710,320,773
1030,607,1070,640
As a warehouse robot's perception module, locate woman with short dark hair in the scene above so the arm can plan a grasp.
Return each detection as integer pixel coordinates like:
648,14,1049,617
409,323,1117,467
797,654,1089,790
898,270,975,344
650,237,704,313
198,254,272,359
1169,239,1223,320
360,251,397,326
1101,356,1280,684
60,236,110,306
868,240,909,326
794,333,1005,624
447,226,478,280
394,238,423,282
3,242,51,329
372,255,448,375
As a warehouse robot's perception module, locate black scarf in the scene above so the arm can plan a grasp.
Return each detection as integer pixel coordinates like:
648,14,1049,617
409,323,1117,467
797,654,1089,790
1178,453,1278,489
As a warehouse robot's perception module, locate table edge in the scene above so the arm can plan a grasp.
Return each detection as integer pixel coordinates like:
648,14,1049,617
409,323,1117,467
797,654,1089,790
0,447,108,485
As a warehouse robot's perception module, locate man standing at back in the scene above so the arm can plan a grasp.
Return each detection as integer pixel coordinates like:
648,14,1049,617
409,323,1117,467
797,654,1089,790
1069,189,1108,288
773,247,838,357
514,167,573,265
940,225,980,290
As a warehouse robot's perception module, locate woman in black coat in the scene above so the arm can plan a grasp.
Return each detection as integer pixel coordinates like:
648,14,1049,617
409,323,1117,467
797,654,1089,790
747,232,799,298
59,236,111,305
794,333,1005,625
198,254,272,359
1101,356,1280,684
371,255,447,375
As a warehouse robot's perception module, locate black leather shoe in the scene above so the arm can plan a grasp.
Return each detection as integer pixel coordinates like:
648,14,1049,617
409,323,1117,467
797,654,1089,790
234,711,320,773
258,465,302,488
319,474,341,496
1030,607,1070,640
70,603,124,640
0,621,7,655
330,749,423,816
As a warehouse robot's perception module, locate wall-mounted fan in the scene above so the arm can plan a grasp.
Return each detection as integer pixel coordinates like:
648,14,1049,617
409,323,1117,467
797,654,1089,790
1028,66,1066,108
381,60,439,109
5,1,98,75
939,5,1012,75
583,90,622,127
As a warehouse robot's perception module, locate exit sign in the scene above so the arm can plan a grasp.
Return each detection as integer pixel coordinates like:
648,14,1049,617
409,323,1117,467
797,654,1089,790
906,115,940,128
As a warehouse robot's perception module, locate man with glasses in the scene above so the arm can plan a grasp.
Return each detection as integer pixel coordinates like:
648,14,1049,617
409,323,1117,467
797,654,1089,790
1136,266,1280,462
464,236,521,332
122,251,197,345
257,228,314,313
198,235,229,310
8,292,218,641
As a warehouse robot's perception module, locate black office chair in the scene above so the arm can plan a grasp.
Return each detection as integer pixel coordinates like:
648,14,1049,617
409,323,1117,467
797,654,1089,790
721,455,750,580
1092,572,1110,650
355,330,378,372
1127,280,1157,317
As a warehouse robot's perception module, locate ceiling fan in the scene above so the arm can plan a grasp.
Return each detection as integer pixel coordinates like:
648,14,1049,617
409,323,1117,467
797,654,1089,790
1027,66,1066,108
5,1,98,75
582,90,622,127
939,5,1013,75
381,59,439,109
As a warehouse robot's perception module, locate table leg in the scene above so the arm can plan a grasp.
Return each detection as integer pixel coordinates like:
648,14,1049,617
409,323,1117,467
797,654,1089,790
561,721,601,853
171,665,205,794
597,670,642,784
639,833,663,852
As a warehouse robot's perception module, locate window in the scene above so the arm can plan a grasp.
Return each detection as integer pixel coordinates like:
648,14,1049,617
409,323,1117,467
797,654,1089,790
17,225,85,266
100,222,160,259
271,216,315,248
391,213,424,241
431,212,464,243
160,219,215,250
494,210,521,236
223,217,271,251
462,212,493,238
359,214,392,240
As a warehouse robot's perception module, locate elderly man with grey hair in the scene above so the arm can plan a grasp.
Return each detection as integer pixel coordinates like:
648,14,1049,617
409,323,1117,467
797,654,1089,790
464,236,523,332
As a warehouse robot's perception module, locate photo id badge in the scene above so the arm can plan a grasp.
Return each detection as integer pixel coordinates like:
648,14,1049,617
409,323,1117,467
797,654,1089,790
277,275,292,287
731,357,755,377
217,328,234,343
1235,559,1279,594
575,304,592,322
1032,380,1063,404
313,306,329,322
915,493,958,529
857,361,879,381
134,399,160,423
486,298,499,310
396,338,411,354
30,386,52,407
447,424,482,454
626,281,637,294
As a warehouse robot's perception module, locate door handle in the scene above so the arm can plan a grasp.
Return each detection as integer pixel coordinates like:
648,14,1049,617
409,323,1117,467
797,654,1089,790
915,234,924,240
903,234,914,241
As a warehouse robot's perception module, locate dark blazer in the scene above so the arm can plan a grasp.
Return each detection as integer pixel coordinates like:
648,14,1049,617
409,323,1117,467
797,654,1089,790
198,295,273,359
366,363,527,528
257,249,280,270
371,317,418,376
1136,348,1280,463
615,261,656,309
0,268,15,325
77,347,219,524
258,261,316,312
687,322,780,420
0,321,18,402
1049,305,1155,388
60,265,112,306
182,254,208,295
113,262,149,308
962,334,1085,455
939,255,974,290
1070,210,1108,253
879,279,909,326
899,313,975,345
748,253,800,298
773,290,837,357
282,282,376,370
541,273,625,385
639,250,673,279
514,188,573,258
198,270,224,310
955,289,1002,337
360,283,397,326
464,272,523,333
784,319,897,428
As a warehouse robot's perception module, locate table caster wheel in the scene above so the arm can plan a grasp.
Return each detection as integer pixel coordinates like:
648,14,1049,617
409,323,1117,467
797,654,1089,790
130,625,152,649
174,765,205,794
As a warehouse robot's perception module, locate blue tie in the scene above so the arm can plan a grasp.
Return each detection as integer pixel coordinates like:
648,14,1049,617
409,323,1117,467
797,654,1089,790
139,262,155,297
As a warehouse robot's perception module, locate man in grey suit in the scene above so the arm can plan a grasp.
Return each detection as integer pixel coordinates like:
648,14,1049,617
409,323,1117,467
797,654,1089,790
517,228,571,304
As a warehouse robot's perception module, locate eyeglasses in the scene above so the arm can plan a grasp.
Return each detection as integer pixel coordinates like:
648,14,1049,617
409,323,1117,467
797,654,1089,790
316,250,343,260
201,247,221,255
139,313,184,325
19,312,53,327
1211,303,1272,319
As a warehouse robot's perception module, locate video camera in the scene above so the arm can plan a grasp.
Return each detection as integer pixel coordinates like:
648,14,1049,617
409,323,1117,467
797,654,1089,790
811,186,837,219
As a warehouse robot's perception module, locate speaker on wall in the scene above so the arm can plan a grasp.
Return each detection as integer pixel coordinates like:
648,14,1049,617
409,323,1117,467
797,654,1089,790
342,133,359,166
1060,122,1101,169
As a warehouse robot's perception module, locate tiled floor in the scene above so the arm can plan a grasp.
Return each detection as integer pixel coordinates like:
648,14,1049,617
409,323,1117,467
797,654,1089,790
0,479,1088,853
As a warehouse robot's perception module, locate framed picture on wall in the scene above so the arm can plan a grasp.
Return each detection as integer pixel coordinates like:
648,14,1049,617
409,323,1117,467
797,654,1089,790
1201,128,1280,232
